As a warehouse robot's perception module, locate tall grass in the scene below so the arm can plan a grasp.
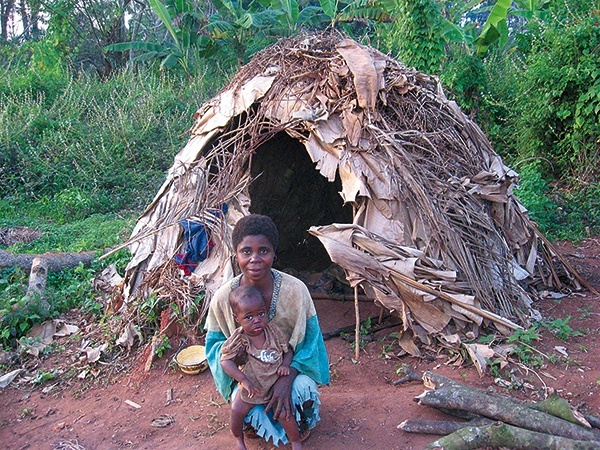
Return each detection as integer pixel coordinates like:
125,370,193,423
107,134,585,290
0,65,227,213
0,59,230,349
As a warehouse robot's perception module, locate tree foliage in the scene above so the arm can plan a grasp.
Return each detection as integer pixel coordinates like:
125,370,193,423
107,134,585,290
0,0,598,238
377,0,444,73
514,7,600,183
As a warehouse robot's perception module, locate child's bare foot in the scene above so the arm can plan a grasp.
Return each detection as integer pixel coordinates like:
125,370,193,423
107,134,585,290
235,436,247,450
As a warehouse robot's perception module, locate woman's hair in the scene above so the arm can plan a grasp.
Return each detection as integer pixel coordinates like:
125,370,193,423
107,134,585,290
229,285,264,314
232,214,279,251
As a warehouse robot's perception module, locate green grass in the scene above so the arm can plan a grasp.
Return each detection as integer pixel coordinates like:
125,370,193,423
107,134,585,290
0,197,136,254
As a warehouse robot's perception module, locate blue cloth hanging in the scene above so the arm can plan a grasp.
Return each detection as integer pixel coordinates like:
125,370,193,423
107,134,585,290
174,205,228,275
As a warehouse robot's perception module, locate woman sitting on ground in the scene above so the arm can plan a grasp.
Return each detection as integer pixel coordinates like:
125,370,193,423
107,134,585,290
205,214,330,446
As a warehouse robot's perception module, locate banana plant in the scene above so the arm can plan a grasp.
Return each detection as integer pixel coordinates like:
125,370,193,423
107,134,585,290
105,0,214,75
203,0,284,67
318,0,398,29
439,0,484,45
510,0,551,21
266,0,327,36
473,0,511,56
440,0,521,56
441,0,550,57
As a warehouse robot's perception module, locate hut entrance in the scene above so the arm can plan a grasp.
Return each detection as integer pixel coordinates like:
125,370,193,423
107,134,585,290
248,132,352,272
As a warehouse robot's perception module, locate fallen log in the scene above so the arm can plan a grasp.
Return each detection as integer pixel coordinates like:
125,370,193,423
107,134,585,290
399,417,493,435
417,384,600,441
426,422,600,450
0,249,95,271
423,371,596,427
397,369,600,448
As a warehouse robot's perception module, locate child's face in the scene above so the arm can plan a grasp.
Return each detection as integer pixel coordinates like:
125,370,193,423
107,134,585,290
233,295,267,337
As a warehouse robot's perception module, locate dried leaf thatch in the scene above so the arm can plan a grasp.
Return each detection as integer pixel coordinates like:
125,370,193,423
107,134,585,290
114,32,583,348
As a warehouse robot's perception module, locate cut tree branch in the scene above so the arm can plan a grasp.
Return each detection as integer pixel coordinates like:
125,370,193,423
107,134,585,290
417,381,600,441
426,422,600,450
399,417,493,435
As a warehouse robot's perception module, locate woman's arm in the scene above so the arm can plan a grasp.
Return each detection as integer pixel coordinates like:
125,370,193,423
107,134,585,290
290,314,330,385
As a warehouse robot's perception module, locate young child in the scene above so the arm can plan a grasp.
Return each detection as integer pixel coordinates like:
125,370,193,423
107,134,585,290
220,285,303,450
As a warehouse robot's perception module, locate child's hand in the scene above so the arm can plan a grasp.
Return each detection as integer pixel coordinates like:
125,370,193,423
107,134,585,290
277,364,290,377
240,379,260,398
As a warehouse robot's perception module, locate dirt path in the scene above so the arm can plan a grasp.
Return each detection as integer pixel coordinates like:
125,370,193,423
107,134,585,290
1,239,599,450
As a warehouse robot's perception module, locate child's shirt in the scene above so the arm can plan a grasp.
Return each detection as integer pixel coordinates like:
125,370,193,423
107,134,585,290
220,322,290,404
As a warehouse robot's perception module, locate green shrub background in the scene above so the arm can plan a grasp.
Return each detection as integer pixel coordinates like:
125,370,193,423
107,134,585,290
1,0,599,350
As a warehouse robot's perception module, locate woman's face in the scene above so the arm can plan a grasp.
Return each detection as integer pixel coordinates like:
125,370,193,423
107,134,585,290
236,234,275,284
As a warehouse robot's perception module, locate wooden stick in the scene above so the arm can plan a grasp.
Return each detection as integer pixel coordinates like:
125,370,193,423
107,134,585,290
399,417,494,435
393,364,422,385
99,222,177,261
311,292,373,302
354,285,360,360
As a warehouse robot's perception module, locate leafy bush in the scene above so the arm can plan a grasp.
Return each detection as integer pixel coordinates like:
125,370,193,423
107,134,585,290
440,47,488,114
514,161,599,240
474,2,600,240
0,39,68,102
514,161,558,230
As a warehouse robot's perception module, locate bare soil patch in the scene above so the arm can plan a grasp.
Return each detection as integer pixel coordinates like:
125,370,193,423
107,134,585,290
1,238,599,450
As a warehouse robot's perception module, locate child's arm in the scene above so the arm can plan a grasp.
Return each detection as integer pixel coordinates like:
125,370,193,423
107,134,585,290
220,359,260,398
277,349,293,377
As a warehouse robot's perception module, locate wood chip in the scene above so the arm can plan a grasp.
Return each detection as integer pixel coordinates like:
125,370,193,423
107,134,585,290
124,399,141,409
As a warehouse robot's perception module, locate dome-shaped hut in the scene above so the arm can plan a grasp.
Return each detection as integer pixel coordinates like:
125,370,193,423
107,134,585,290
115,33,584,354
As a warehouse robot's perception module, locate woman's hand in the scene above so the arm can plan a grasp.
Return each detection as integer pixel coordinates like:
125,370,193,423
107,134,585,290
265,367,298,421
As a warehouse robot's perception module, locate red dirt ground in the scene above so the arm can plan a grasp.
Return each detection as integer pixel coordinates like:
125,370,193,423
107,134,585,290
1,238,599,450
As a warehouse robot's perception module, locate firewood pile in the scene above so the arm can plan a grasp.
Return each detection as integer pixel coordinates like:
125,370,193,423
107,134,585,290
396,367,600,449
